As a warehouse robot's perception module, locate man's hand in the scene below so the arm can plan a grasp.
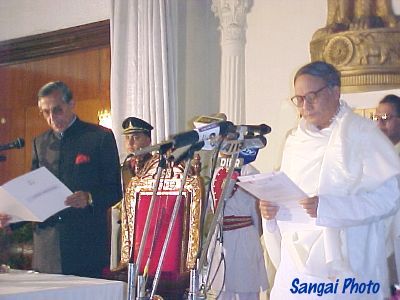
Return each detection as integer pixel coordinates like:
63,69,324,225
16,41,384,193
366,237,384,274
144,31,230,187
299,196,319,218
0,214,11,228
65,191,91,208
259,200,279,220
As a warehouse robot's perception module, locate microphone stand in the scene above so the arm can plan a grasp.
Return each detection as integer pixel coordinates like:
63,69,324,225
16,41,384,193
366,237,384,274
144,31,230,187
127,143,171,300
149,142,203,299
190,130,245,299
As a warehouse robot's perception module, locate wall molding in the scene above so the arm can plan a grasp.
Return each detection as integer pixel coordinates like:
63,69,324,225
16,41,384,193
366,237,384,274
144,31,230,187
0,20,110,66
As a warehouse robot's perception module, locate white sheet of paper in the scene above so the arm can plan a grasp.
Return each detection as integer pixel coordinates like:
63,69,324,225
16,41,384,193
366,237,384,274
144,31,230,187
237,171,312,224
0,167,72,223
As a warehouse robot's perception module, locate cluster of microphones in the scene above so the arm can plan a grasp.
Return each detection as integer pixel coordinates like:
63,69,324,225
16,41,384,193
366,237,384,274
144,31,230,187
130,116,271,165
2,118,271,165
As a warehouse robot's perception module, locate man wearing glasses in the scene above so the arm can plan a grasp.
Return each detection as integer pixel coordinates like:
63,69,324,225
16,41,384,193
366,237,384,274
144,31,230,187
375,94,400,294
259,61,400,299
375,94,400,154
31,81,122,278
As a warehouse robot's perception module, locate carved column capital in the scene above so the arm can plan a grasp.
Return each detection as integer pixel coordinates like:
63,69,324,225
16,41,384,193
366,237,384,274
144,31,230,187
212,0,252,44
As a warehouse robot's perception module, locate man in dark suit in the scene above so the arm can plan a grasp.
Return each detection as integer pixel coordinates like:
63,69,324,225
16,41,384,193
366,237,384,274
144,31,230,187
32,81,122,278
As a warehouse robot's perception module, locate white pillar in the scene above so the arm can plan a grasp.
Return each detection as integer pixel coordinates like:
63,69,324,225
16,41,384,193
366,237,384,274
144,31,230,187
212,0,252,124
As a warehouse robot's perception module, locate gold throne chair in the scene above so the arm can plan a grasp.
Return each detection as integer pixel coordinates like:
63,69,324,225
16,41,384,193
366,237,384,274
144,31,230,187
119,154,203,296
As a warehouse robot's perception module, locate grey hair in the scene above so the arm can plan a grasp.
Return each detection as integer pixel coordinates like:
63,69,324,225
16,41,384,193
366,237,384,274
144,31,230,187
37,81,73,103
294,61,341,88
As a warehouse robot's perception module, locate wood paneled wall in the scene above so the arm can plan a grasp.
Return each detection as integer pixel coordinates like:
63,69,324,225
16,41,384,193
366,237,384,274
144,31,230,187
0,21,111,184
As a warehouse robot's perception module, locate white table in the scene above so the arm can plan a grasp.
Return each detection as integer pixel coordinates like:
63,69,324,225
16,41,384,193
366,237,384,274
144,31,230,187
0,270,126,300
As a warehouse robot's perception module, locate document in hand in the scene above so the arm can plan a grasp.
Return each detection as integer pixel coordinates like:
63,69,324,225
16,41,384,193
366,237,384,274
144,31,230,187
0,167,72,223
237,171,313,224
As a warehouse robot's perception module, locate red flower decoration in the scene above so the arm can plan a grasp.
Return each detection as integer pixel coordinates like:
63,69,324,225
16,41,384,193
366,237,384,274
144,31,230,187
75,153,90,165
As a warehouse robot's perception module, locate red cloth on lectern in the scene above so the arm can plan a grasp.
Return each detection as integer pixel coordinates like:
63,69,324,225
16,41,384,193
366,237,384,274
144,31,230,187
133,194,185,281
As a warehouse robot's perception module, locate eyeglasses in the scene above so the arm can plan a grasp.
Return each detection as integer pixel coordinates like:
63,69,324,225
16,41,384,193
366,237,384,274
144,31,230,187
372,113,398,122
39,105,65,117
290,85,329,107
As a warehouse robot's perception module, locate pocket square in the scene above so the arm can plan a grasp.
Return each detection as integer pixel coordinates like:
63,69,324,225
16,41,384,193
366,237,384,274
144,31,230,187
75,153,90,165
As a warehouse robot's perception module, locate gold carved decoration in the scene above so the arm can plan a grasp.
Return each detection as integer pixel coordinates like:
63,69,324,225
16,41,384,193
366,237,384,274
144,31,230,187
119,155,204,275
353,107,376,119
310,0,400,93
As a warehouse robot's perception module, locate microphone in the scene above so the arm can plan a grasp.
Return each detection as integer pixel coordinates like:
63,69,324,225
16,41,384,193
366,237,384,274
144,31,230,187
234,124,271,135
218,135,267,168
168,141,205,164
239,148,259,165
241,135,267,149
221,135,267,155
132,140,174,157
0,138,25,151
193,114,227,151
171,121,234,149
238,135,267,165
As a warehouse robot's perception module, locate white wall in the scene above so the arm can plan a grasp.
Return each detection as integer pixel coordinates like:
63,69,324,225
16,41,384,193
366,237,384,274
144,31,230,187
245,0,327,171
245,0,400,172
1,0,399,172
177,0,220,131
0,0,110,41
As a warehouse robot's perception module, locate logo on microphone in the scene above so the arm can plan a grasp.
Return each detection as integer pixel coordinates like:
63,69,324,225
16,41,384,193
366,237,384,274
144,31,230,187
239,148,259,165
193,115,226,150
217,157,243,169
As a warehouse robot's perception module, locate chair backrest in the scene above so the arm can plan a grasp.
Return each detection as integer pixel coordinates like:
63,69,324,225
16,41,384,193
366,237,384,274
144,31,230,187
120,154,203,282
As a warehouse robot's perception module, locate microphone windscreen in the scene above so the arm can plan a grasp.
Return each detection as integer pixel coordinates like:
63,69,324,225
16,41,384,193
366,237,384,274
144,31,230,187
171,130,198,149
16,138,25,149
259,124,272,135
192,118,232,151
211,112,227,121
239,148,259,165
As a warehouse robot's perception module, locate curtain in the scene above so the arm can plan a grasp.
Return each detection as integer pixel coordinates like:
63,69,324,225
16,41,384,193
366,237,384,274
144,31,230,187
110,0,178,158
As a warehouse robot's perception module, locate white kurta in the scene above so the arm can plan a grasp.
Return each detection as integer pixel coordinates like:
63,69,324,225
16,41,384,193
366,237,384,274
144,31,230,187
388,142,400,287
263,101,400,300
208,166,268,299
